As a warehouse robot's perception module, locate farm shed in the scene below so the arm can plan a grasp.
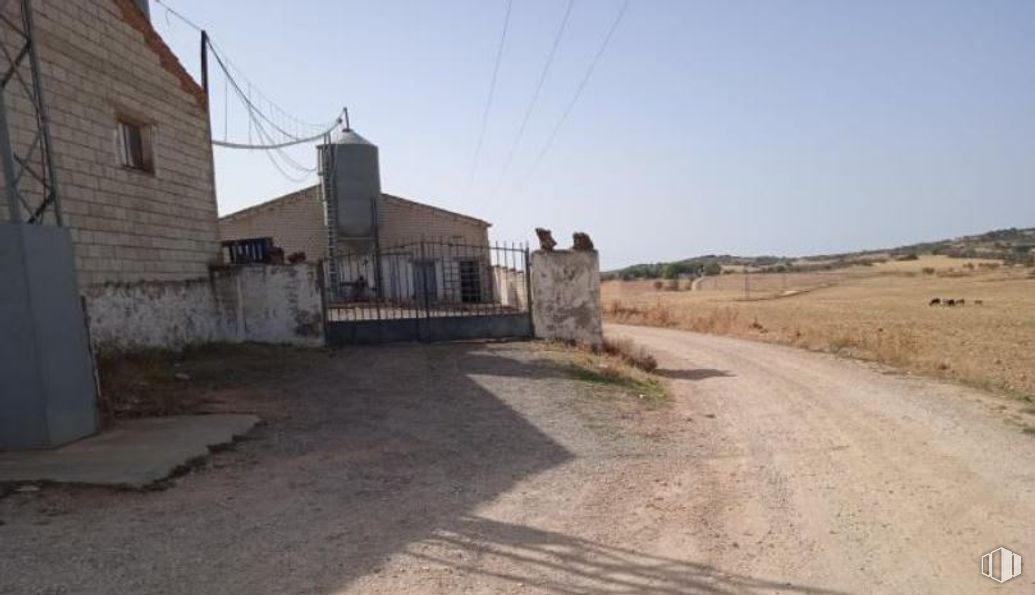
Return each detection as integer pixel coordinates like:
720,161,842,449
219,186,492,262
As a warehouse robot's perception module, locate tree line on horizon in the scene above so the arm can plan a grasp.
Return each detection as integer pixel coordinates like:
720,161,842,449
605,227,1035,281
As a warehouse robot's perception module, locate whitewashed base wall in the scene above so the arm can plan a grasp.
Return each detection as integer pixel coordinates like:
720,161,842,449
83,263,324,351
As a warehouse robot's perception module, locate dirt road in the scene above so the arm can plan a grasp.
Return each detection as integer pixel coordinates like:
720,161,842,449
606,323,1035,593
2,336,1034,594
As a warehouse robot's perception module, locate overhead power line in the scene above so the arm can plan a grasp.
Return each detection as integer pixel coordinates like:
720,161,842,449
211,128,337,150
153,0,341,184
493,0,576,192
465,0,513,195
156,0,330,139
153,0,202,31
205,40,338,148
526,0,630,176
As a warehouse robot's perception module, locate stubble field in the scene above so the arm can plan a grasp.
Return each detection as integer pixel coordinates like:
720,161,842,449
603,257,1035,398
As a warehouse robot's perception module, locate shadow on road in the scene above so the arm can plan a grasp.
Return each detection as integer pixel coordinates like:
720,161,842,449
654,368,735,381
0,342,842,595
406,515,849,595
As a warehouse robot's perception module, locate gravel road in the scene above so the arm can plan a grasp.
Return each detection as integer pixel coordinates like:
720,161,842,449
2,334,1033,594
607,323,1035,593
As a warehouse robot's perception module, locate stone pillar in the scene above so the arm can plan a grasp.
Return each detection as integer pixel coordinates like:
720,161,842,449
530,249,603,346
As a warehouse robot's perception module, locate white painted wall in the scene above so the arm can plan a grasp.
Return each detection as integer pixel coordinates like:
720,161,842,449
530,250,603,346
83,278,225,349
225,265,324,346
83,263,324,351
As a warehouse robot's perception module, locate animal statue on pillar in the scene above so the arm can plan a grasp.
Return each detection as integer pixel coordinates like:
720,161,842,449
535,228,557,251
572,232,594,251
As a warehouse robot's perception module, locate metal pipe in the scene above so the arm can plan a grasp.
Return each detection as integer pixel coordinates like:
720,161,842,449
200,30,209,100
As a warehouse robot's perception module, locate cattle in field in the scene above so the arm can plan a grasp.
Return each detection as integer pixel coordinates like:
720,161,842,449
974,299,984,306
945,299,956,307
957,298,966,306
929,298,941,306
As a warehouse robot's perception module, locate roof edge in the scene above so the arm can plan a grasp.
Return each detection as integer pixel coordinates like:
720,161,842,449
382,193,491,228
220,187,491,229
219,185,320,221
111,0,207,111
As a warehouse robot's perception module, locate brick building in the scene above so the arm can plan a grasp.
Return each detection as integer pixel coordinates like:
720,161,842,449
1,0,219,286
0,0,309,351
219,186,491,260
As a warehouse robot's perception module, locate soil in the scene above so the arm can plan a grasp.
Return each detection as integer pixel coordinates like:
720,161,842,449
3,334,1034,593
603,263,1035,398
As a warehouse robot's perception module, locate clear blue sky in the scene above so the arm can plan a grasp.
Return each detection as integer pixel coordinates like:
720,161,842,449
153,0,1035,269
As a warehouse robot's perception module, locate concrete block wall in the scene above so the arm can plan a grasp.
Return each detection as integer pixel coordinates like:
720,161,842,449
218,186,327,261
83,263,325,350
218,187,492,258
530,250,603,346
1,0,219,286
378,194,490,248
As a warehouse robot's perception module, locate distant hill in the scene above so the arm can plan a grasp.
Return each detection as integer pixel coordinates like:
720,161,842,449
605,227,1035,280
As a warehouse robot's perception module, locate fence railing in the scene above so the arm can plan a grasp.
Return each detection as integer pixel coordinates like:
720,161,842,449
323,239,531,322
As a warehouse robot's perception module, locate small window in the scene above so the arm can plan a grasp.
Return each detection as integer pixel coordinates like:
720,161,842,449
117,118,154,172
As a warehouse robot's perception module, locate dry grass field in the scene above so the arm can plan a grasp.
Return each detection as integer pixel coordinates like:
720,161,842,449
603,257,1035,398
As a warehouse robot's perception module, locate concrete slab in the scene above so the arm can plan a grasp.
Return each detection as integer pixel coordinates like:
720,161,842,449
0,414,259,489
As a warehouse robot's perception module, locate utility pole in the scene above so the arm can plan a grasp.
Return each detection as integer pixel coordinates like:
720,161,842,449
200,30,209,100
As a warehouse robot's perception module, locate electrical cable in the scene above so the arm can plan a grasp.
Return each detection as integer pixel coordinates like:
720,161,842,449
465,0,513,194
526,0,630,176
493,0,575,192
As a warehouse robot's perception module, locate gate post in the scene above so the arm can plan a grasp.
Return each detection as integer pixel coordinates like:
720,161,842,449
529,247,602,346
524,244,534,337
317,259,329,346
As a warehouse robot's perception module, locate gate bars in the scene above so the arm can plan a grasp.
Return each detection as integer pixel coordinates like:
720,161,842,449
323,239,531,323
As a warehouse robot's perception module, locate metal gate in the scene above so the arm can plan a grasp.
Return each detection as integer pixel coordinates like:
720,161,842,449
322,239,533,345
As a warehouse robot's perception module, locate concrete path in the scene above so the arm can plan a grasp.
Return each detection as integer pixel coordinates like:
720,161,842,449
0,414,258,488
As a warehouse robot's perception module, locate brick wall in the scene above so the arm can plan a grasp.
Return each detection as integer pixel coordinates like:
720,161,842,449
218,185,327,261
1,0,219,285
379,194,489,248
219,187,491,258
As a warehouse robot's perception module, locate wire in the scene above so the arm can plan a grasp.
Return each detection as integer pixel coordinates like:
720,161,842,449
207,36,333,135
494,0,575,191
465,0,513,194
212,128,338,150
153,0,202,31
206,41,312,143
526,0,630,176
205,37,339,175
153,0,336,184
241,96,320,173
156,0,334,140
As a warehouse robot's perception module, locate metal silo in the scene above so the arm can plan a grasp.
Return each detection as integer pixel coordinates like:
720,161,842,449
319,121,384,301
318,125,382,256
